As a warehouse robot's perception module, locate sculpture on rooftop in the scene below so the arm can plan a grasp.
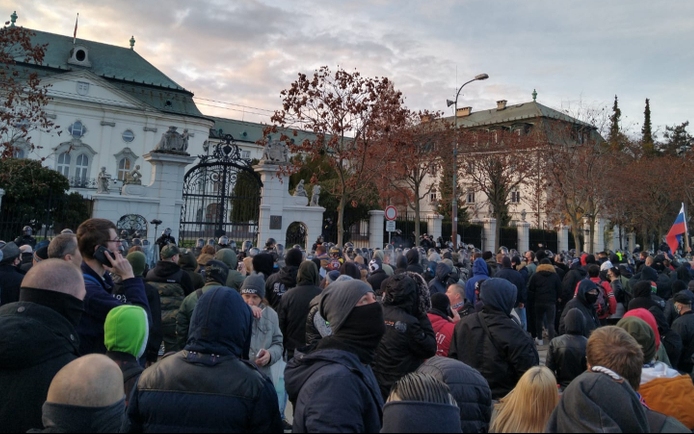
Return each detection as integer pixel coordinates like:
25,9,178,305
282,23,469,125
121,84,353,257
96,167,110,194
260,140,289,165
153,126,189,153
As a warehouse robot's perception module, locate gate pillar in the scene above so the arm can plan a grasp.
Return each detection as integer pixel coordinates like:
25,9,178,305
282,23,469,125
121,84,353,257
254,162,324,248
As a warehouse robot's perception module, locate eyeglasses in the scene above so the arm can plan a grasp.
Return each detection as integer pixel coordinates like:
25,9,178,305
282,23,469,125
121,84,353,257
106,238,122,244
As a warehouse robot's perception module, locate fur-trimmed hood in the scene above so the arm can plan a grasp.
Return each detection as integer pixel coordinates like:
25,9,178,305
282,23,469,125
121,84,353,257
381,271,431,317
536,263,556,274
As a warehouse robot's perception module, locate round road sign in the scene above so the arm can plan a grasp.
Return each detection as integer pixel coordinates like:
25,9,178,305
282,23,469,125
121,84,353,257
385,206,397,221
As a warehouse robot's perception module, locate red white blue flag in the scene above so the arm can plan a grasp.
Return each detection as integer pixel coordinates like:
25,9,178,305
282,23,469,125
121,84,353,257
666,203,687,254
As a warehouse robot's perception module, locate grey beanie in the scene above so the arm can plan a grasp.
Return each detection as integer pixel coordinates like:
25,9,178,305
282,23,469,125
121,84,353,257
319,279,373,334
0,242,19,264
240,274,266,299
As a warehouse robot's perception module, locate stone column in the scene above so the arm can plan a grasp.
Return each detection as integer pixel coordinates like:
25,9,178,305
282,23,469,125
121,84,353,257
141,151,196,242
483,218,497,253
583,218,591,253
517,222,530,254
427,213,444,242
369,210,385,249
611,225,620,251
595,216,606,252
627,232,636,253
0,188,5,210
558,224,570,253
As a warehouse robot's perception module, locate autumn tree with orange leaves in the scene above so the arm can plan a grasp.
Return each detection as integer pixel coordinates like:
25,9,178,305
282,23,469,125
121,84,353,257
0,16,58,158
267,66,408,246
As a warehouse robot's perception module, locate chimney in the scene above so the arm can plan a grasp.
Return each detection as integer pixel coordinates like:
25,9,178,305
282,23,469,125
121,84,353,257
420,114,431,123
496,100,507,110
456,107,472,117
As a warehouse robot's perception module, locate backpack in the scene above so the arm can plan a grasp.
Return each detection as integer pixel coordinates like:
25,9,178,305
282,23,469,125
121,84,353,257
595,280,611,318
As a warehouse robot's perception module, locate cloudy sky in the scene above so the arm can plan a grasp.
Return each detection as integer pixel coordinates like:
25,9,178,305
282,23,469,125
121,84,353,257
5,0,693,139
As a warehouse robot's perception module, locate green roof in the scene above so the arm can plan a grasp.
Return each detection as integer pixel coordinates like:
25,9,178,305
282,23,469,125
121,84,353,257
208,116,322,146
447,100,595,129
18,28,207,119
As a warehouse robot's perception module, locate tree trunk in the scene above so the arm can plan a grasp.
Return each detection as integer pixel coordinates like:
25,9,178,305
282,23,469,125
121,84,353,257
337,194,346,247
413,186,421,246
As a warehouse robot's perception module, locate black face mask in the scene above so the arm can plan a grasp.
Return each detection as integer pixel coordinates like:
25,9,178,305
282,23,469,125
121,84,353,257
585,291,599,306
19,287,84,327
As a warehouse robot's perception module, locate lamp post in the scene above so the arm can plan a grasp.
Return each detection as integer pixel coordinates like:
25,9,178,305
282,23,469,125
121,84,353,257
446,73,489,251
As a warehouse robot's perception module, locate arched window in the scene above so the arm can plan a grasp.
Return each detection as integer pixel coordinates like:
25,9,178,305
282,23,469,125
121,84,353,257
118,158,132,181
75,154,89,184
57,153,71,177
13,148,25,159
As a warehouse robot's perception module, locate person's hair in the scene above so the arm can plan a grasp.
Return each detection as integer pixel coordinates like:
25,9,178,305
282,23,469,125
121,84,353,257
586,326,643,391
645,256,654,266
387,372,457,405
128,245,143,253
76,218,116,260
22,258,86,300
200,245,216,255
48,234,78,259
525,251,535,260
448,283,465,299
490,366,559,433
472,252,483,260
586,263,600,278
315,244,326,255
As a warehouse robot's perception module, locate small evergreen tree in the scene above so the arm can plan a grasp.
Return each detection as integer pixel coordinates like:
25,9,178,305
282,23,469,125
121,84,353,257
608,95,623,151
641,98,655,155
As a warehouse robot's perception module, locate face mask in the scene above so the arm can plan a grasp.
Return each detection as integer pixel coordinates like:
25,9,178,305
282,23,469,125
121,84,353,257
585,291,599,305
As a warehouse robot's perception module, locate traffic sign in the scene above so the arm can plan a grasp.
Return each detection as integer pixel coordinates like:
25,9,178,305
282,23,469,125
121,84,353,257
386,220,396,232
385,206,397,221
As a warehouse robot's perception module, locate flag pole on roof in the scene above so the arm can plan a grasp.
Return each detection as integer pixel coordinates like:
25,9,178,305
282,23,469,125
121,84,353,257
72,13,79,45
666,203,687,255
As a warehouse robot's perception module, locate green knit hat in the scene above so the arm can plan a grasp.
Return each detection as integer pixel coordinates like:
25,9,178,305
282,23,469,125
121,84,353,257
126,251,147,277
104,305,149,359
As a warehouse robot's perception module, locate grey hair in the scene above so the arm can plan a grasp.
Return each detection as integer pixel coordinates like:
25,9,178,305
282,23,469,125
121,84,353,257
387,372,457,406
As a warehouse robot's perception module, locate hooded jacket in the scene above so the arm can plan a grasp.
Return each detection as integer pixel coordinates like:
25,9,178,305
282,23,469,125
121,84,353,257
381,401,461,433
628,280,665,312
427,309,455,357
495,263,527,305
146,260,191,352
178,250,204,290
405,249,424,274
546,308,588,389
528,263,561,305
449,278,539,399
278,261,322,360
265,265,299,310
671,310,694,374
285,348,383,433
416,356,492,433
0,301,81,433
125,286,282,433
559,280,600,337
546,370,648,433
247,302,283,378
175,281,226,350
372,273,437,399
104,305,148,405
464,258,490,305
427,262,454,296
214,249,245,291
561,266,587,306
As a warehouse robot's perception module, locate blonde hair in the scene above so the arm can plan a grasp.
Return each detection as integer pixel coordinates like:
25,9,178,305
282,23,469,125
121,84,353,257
489,366,559,433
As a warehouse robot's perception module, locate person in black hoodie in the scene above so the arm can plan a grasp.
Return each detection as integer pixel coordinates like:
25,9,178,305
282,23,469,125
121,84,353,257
528,258,562,344
559,280,600,337
125,286,282,432
546,308,588,390
178,249,204,290
449,278,539,400
628,280,665,313
560,259,587,313
0,242,25,305
278,260,322,360
264,248,302,310
0,259,84,433
252,252,275,280
427,262,457,296
372,272,437,400
367,257,388,294
405,248,424,275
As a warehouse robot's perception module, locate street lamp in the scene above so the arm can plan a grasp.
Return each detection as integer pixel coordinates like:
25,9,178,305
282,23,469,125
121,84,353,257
446,73,489,251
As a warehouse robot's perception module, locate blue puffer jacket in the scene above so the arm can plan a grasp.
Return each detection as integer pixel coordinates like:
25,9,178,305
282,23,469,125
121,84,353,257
417,356,492,433
124,286,282,433
286,348,383,433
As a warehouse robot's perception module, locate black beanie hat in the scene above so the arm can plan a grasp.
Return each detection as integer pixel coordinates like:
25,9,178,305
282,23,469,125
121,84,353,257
285,248,303,267
204,259,229,285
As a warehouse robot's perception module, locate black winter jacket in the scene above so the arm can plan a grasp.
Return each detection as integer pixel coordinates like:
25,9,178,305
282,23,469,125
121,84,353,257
417,356,492,433
427,262,453,296
278,283,322,360
561,267,587,306
496,266,527,305
405,249,424,275
265,265,299,310
0,263,24,305
558,281,600,337
367,268,389,294
546,308,588,389
528,264,562,305
0,302,80,433
449,304,539,399
372,273,437,399
671,311,694,374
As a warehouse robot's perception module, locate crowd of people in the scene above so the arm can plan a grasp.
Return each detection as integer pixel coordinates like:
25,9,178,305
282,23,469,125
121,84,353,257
2,220,694,432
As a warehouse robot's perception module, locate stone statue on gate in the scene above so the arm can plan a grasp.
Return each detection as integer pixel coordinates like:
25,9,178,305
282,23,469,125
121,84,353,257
124,165,142,185
260,141,289,164
153,126,189,153
293,179,307,197
310,185,321,206
96,167,110,194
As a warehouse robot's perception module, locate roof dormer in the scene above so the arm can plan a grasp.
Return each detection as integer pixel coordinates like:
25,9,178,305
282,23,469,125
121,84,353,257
68,45,91,67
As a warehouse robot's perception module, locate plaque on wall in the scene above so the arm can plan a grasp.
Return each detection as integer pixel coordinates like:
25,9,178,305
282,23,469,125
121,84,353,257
270,215,282,230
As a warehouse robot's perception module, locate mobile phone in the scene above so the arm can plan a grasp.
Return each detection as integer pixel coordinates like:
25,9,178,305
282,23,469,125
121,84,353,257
94,245,114,266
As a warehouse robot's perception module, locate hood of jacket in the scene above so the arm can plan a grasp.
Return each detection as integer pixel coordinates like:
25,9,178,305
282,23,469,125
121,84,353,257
252,253,275,278
214,248,238,270
536,263,556,274
640,265,658,282
0,301,80,369
149,260,182,279
633,280,655,298
184,286,252,358
381,272,431,317
435,262,453,282
297,260,320,286
564,308,586,335
472,258,490,277
177,249,198,271
381,401,461,433
405,248,420,266
479,278,517,316
575,280,598,305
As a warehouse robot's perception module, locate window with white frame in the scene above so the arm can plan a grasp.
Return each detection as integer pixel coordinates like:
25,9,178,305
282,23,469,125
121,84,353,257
75,154,89,182
429,188,437,203
511,190,521,204
466,189,475,204
117,157,132,181
57,152,71,177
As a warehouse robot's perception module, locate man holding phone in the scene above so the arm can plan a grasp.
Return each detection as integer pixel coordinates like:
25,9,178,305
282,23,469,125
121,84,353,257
76,218,149,355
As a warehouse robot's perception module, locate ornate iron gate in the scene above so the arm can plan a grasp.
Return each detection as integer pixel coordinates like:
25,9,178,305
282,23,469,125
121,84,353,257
179,135,262,247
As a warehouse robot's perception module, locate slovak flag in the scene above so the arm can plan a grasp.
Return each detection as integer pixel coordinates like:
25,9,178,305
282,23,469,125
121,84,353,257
666,203,687,254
